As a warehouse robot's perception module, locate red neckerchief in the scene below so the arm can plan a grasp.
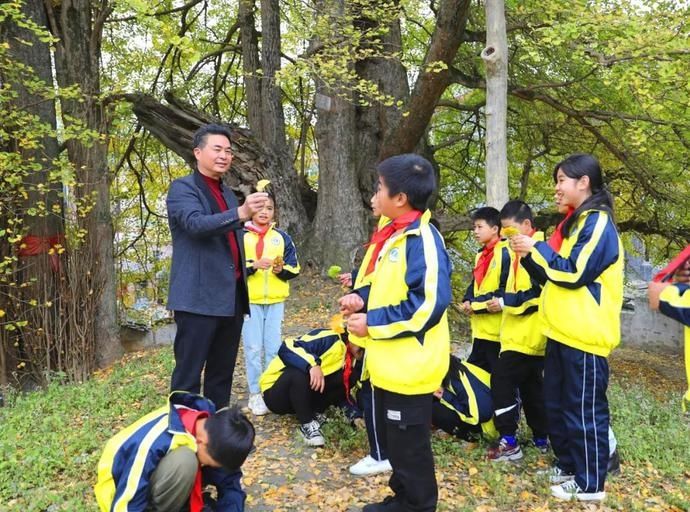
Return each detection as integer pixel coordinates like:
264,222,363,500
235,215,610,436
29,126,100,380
177,408,210,512
547,207,575,252
245,222,270,259
343,344,354,405
473,237,498,287
512,228,537,291
364,210,423,275
653,245,690,282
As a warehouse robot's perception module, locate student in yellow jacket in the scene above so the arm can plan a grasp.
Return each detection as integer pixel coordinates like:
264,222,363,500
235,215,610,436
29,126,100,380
242,193,300,416
462,207,511,374
511,154,623,503
95,392,254,512
648,261,690,412
344,194,393,477
487,200,548,463
340,154,451,512
259,328,347,447
432,355,497,441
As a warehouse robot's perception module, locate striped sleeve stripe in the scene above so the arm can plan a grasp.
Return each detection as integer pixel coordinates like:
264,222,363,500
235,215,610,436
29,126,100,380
530,212,608,285
113,416,169,511
659,284,690,326
368,227,449,339
282,339,318,367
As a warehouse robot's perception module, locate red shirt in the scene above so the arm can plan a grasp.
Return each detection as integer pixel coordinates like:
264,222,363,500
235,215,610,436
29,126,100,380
201,174,242,280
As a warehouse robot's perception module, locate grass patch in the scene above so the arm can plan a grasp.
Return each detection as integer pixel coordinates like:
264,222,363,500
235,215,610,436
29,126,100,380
1,346,689,511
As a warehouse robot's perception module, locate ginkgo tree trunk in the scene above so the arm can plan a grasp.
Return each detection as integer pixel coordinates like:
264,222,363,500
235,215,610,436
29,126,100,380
481,0,509,208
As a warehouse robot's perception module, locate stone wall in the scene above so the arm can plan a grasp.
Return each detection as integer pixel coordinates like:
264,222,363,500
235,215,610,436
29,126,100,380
621,286,684,352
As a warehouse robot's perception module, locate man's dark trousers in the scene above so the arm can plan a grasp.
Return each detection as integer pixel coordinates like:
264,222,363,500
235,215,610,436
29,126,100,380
171,287,245,409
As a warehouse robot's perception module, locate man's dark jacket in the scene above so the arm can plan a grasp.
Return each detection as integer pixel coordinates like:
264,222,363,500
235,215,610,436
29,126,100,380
166,171,249,316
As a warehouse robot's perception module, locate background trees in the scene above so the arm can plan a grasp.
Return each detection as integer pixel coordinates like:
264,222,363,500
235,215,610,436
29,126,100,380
1,0,688,382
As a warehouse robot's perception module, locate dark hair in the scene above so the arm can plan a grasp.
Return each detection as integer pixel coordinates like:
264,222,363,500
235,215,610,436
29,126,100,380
193,123,233,149
553,153,615,236
205,406,255,472
470,206,500,229
500,200,534,225
377,154,436,211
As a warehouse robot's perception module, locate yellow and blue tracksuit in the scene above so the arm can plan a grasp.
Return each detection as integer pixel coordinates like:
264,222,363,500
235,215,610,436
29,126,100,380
522,209,623,494
259,328,347,424
356,210,450,511
244,223,300,305
94,392,244,512
463,240,511,343
259,328,346,393
355,210,452,395
658,283,690,411
243,223,300,394
433,359,497,440
492,231,548,439
500,231,547,356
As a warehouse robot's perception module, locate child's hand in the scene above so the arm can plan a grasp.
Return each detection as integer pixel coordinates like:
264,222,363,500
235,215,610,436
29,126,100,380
487,297,502,313
433,388,443,399
309,366,325,393
647,281,670,310
272,262,284,274
338,273,353,287
253,257,273,270
339,293,364,315
674,260,690,283
461,301,473,316
509,234,536,257
346,313,369,337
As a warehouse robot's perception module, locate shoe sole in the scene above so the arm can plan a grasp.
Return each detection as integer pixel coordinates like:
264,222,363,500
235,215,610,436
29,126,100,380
349,465,393,476
490,452,523,463
301,436,325,447
551,486,606,501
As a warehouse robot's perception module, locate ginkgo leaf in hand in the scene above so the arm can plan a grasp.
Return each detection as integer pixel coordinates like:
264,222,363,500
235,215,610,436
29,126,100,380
330,314,345,334
500,226,519,238
327,265,342,279
256,179,271,192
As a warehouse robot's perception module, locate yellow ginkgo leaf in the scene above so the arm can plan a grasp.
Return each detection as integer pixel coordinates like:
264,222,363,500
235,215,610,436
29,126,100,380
329,314,345,334
256,179,271,192
500,226,519,238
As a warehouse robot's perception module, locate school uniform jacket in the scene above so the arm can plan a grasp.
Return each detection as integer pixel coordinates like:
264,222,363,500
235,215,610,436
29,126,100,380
95,392,244,512
259,328,347,393
658,283,690,410
244,222,300,304
500,231,547,356
438,361,497,438
356,210,452,395
521,210,624,357
463,240,511,343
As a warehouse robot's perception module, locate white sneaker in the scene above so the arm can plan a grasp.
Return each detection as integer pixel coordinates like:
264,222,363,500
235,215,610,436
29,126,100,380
537,465,575,484
349,455,393,476
248,393,269,416
299,420,325,447
551,480,606,501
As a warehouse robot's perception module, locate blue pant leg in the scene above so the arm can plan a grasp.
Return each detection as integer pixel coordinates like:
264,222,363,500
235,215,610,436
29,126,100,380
242,303,265,394
359,380,387,461
561,345,610,493
543,339,575,473
263,302,285,368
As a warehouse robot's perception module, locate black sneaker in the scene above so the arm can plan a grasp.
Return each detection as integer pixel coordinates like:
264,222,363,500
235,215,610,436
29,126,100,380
299,420,325,447
362,495,402,511
607,448,621,475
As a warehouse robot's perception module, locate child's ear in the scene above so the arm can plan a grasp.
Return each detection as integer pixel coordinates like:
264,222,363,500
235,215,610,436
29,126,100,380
394,192,408,207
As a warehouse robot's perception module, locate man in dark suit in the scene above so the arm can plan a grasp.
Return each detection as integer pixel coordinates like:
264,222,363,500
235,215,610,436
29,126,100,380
166,123,268,408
